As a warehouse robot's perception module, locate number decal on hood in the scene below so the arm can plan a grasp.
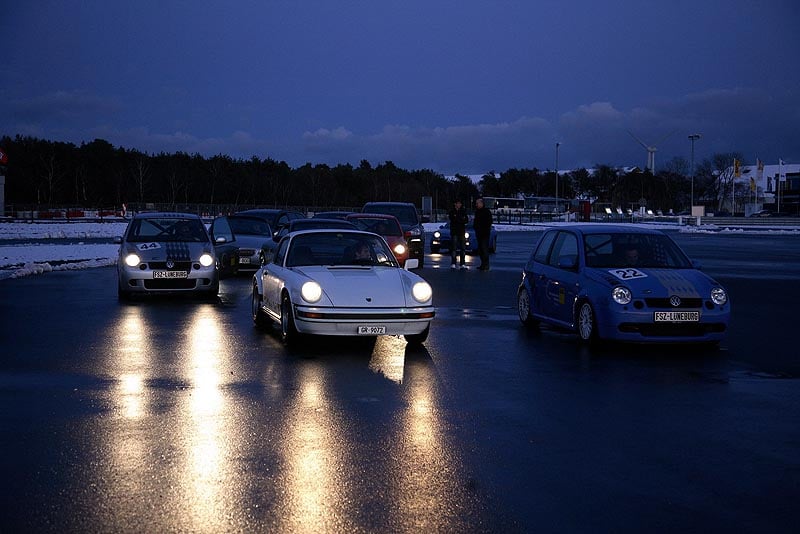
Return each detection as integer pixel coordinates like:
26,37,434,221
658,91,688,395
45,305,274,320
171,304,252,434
608,268,647,280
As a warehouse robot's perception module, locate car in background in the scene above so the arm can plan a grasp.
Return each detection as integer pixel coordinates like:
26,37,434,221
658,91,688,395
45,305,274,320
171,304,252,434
362,202,425,267
251,229,435,346
312,211,354,220
430,220,498,254
210,214,273,272
237,208,307,264
115,212,237,299
748,209,772,217
274,217,356,241
346,212,409,266
516,224,730,345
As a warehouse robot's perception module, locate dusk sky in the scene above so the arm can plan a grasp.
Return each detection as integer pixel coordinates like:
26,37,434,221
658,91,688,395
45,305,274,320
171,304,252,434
2,1,798,175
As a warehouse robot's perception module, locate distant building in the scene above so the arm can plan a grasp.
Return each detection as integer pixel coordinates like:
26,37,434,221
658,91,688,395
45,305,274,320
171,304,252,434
730,161,799,214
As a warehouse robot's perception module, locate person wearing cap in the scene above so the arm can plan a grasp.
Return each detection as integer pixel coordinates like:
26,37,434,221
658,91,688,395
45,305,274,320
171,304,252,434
448,199,469,269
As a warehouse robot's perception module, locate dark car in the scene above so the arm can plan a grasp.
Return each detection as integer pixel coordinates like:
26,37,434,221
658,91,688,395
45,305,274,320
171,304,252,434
312,211,355,220
362,202,425,267
274,217,356,240
210,214,273,272
430,220,498,254
516,224,730,345
236,208,307,264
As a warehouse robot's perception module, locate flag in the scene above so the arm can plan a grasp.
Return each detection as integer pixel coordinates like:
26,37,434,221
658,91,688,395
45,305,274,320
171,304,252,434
750,177,756,192
734,159,740,177
757,158,764,171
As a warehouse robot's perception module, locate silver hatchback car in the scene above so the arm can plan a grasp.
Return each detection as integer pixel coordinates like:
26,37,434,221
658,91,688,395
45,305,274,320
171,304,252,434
115,212,237,299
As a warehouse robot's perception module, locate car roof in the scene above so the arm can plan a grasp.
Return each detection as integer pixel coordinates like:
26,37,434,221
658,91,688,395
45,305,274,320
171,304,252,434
347,212,400,220
363,202,415,207
132,212,201,220
550,224,666,236
289,218,354,227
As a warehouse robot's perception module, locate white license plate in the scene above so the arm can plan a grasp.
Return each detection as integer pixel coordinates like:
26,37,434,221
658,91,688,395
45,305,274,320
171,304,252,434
239,257,251,264
654,311,699,322
153,270,188,279
357,325,386,335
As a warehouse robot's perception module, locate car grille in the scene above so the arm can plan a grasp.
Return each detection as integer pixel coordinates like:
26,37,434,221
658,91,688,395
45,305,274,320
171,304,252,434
238,248,256,256
144,279,199,290
644,298,703,309
147,261,193,270
618,323,727,337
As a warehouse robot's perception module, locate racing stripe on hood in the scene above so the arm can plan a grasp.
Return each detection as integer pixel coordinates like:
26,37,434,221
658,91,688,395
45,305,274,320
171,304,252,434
165,242,191,261
648,270,701,297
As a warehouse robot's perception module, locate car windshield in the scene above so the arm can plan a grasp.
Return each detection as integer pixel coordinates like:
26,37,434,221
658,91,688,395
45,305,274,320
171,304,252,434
228,217,271,236
583,233,693,269
126,217,207,242
349,217,403,236
285,232,398,268
366,205,418,225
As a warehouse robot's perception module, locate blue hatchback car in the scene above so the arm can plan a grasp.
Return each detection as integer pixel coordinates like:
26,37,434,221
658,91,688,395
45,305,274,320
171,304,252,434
517,225,730,345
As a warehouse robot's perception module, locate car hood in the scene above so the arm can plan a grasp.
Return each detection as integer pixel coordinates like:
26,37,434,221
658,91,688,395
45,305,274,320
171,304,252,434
126,241,210,261
586,267,720,297
293,266,423,307
233,234,273,248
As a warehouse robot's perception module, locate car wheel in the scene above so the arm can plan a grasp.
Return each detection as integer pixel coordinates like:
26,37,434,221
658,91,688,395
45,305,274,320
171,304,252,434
577,301,597,343
517,287,539,327
252,283,269,329
280,294,300,345
405,324,430,346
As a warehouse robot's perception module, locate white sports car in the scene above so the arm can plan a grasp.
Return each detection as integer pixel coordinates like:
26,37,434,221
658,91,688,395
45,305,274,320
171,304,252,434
251,229,435,345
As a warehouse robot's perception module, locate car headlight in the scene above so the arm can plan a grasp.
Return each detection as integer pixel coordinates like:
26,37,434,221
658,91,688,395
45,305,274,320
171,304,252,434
393,243,407,255
612,286,632,305
124,253,141,267
301,281,323,303
412,281,432,303
464,232,469,239
711,287,727,305
199,253,214,267
433,231,441,239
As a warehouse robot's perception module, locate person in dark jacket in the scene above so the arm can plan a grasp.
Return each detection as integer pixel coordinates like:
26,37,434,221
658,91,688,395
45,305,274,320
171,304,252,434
448,199,469,269
473,198,493,271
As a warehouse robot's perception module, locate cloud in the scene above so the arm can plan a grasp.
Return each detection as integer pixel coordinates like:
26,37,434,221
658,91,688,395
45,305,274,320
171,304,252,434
2,86,798,174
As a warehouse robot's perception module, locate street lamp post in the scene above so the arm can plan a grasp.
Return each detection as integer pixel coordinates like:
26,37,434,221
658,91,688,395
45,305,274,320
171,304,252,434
688,134,701,213
555,142,560,213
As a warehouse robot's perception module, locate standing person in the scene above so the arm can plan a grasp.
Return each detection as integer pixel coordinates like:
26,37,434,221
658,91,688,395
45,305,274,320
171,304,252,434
448,199,469,269
473,198,493,271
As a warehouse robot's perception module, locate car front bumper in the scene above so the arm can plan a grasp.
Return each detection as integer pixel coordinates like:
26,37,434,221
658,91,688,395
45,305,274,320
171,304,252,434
293,305,435,336
118,263,219,293
596,305,730,343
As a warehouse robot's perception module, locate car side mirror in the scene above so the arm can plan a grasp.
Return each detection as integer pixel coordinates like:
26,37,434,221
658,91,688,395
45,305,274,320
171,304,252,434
113,236,122,244
215,236,228,244
404,259,419,270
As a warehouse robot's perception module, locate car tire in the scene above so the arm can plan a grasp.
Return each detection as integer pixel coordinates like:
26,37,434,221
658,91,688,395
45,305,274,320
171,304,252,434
517,287,539,327
577,301,597,343
405,324,430,346
252,283,269,329
280,294,300,345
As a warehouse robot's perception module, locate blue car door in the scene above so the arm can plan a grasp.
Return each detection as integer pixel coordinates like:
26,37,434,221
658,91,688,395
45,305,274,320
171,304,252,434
540,231,581,326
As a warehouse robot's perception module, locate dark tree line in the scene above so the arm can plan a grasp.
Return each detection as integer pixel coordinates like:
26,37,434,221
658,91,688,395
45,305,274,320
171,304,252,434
1,134,733,213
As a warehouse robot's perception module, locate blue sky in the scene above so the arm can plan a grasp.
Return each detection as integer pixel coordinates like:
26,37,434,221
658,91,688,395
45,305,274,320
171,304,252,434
2,0,798,174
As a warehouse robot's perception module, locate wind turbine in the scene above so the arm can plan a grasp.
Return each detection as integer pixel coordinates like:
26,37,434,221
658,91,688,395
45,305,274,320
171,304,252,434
627,130,674,174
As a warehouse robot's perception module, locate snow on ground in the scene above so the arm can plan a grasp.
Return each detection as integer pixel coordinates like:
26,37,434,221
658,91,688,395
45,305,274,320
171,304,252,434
1,220,798,280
